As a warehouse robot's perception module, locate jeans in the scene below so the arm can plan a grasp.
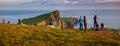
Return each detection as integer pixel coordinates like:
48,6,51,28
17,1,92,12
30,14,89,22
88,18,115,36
94,21,98,28
79,23,83,30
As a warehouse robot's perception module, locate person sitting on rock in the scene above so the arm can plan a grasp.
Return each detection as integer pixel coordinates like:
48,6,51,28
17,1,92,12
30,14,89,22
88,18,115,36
95,23,99,31
8,21,10,24
101,23,105,30
18,19,22,25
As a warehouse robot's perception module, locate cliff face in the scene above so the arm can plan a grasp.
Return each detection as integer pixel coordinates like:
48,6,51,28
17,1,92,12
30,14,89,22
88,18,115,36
22,10,60,27
60,17,78,28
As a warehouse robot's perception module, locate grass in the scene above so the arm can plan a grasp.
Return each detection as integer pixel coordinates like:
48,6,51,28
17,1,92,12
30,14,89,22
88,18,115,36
0,23,120,46
107,29,120,36
22,10,59,25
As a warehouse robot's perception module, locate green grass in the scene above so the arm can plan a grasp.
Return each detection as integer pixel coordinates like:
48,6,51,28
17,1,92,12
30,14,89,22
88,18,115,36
22,10,59,25
0,24,120,46
22,13,51,25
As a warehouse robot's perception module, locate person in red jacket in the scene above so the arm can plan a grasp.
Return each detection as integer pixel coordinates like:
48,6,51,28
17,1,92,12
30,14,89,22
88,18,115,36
83,16,88,30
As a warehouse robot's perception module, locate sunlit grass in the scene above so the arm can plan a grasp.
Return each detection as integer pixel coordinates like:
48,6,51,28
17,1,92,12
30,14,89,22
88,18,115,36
0,24,120,46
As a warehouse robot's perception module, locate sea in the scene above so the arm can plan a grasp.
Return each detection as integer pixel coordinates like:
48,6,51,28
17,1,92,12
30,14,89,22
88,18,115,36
0,9,120,29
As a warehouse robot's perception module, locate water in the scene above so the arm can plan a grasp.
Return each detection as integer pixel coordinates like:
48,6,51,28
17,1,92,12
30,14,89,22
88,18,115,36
0,10,120,28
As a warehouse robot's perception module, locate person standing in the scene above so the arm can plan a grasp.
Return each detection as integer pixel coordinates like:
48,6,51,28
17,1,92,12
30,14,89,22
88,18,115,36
78,16,83,30
93,15,98,28
2,17,5,24
83,16,88,30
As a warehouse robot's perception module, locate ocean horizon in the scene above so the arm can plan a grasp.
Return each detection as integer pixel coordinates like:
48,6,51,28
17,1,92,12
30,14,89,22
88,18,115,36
0,9,120,28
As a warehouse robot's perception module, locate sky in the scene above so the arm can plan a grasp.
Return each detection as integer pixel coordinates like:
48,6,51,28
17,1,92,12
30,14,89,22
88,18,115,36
0,0,120,10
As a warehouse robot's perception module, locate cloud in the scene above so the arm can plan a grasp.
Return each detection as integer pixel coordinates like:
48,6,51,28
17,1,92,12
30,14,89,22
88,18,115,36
0,0,120,10
95,0,119,2
0,0,120,5
96,0,120,2
0,0,33,2
0,0,33,6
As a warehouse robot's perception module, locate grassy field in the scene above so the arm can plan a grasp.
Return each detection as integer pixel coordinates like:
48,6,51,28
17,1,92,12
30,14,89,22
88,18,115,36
0,24,120,46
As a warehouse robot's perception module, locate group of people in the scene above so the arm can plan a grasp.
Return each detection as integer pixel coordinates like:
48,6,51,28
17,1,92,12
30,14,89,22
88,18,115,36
78,15,105,31
1,17,10,24
1,18,22,24
78,16,88,30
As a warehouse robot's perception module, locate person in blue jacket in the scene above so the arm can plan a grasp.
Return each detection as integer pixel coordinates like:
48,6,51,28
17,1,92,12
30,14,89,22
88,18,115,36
78,16,84,30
